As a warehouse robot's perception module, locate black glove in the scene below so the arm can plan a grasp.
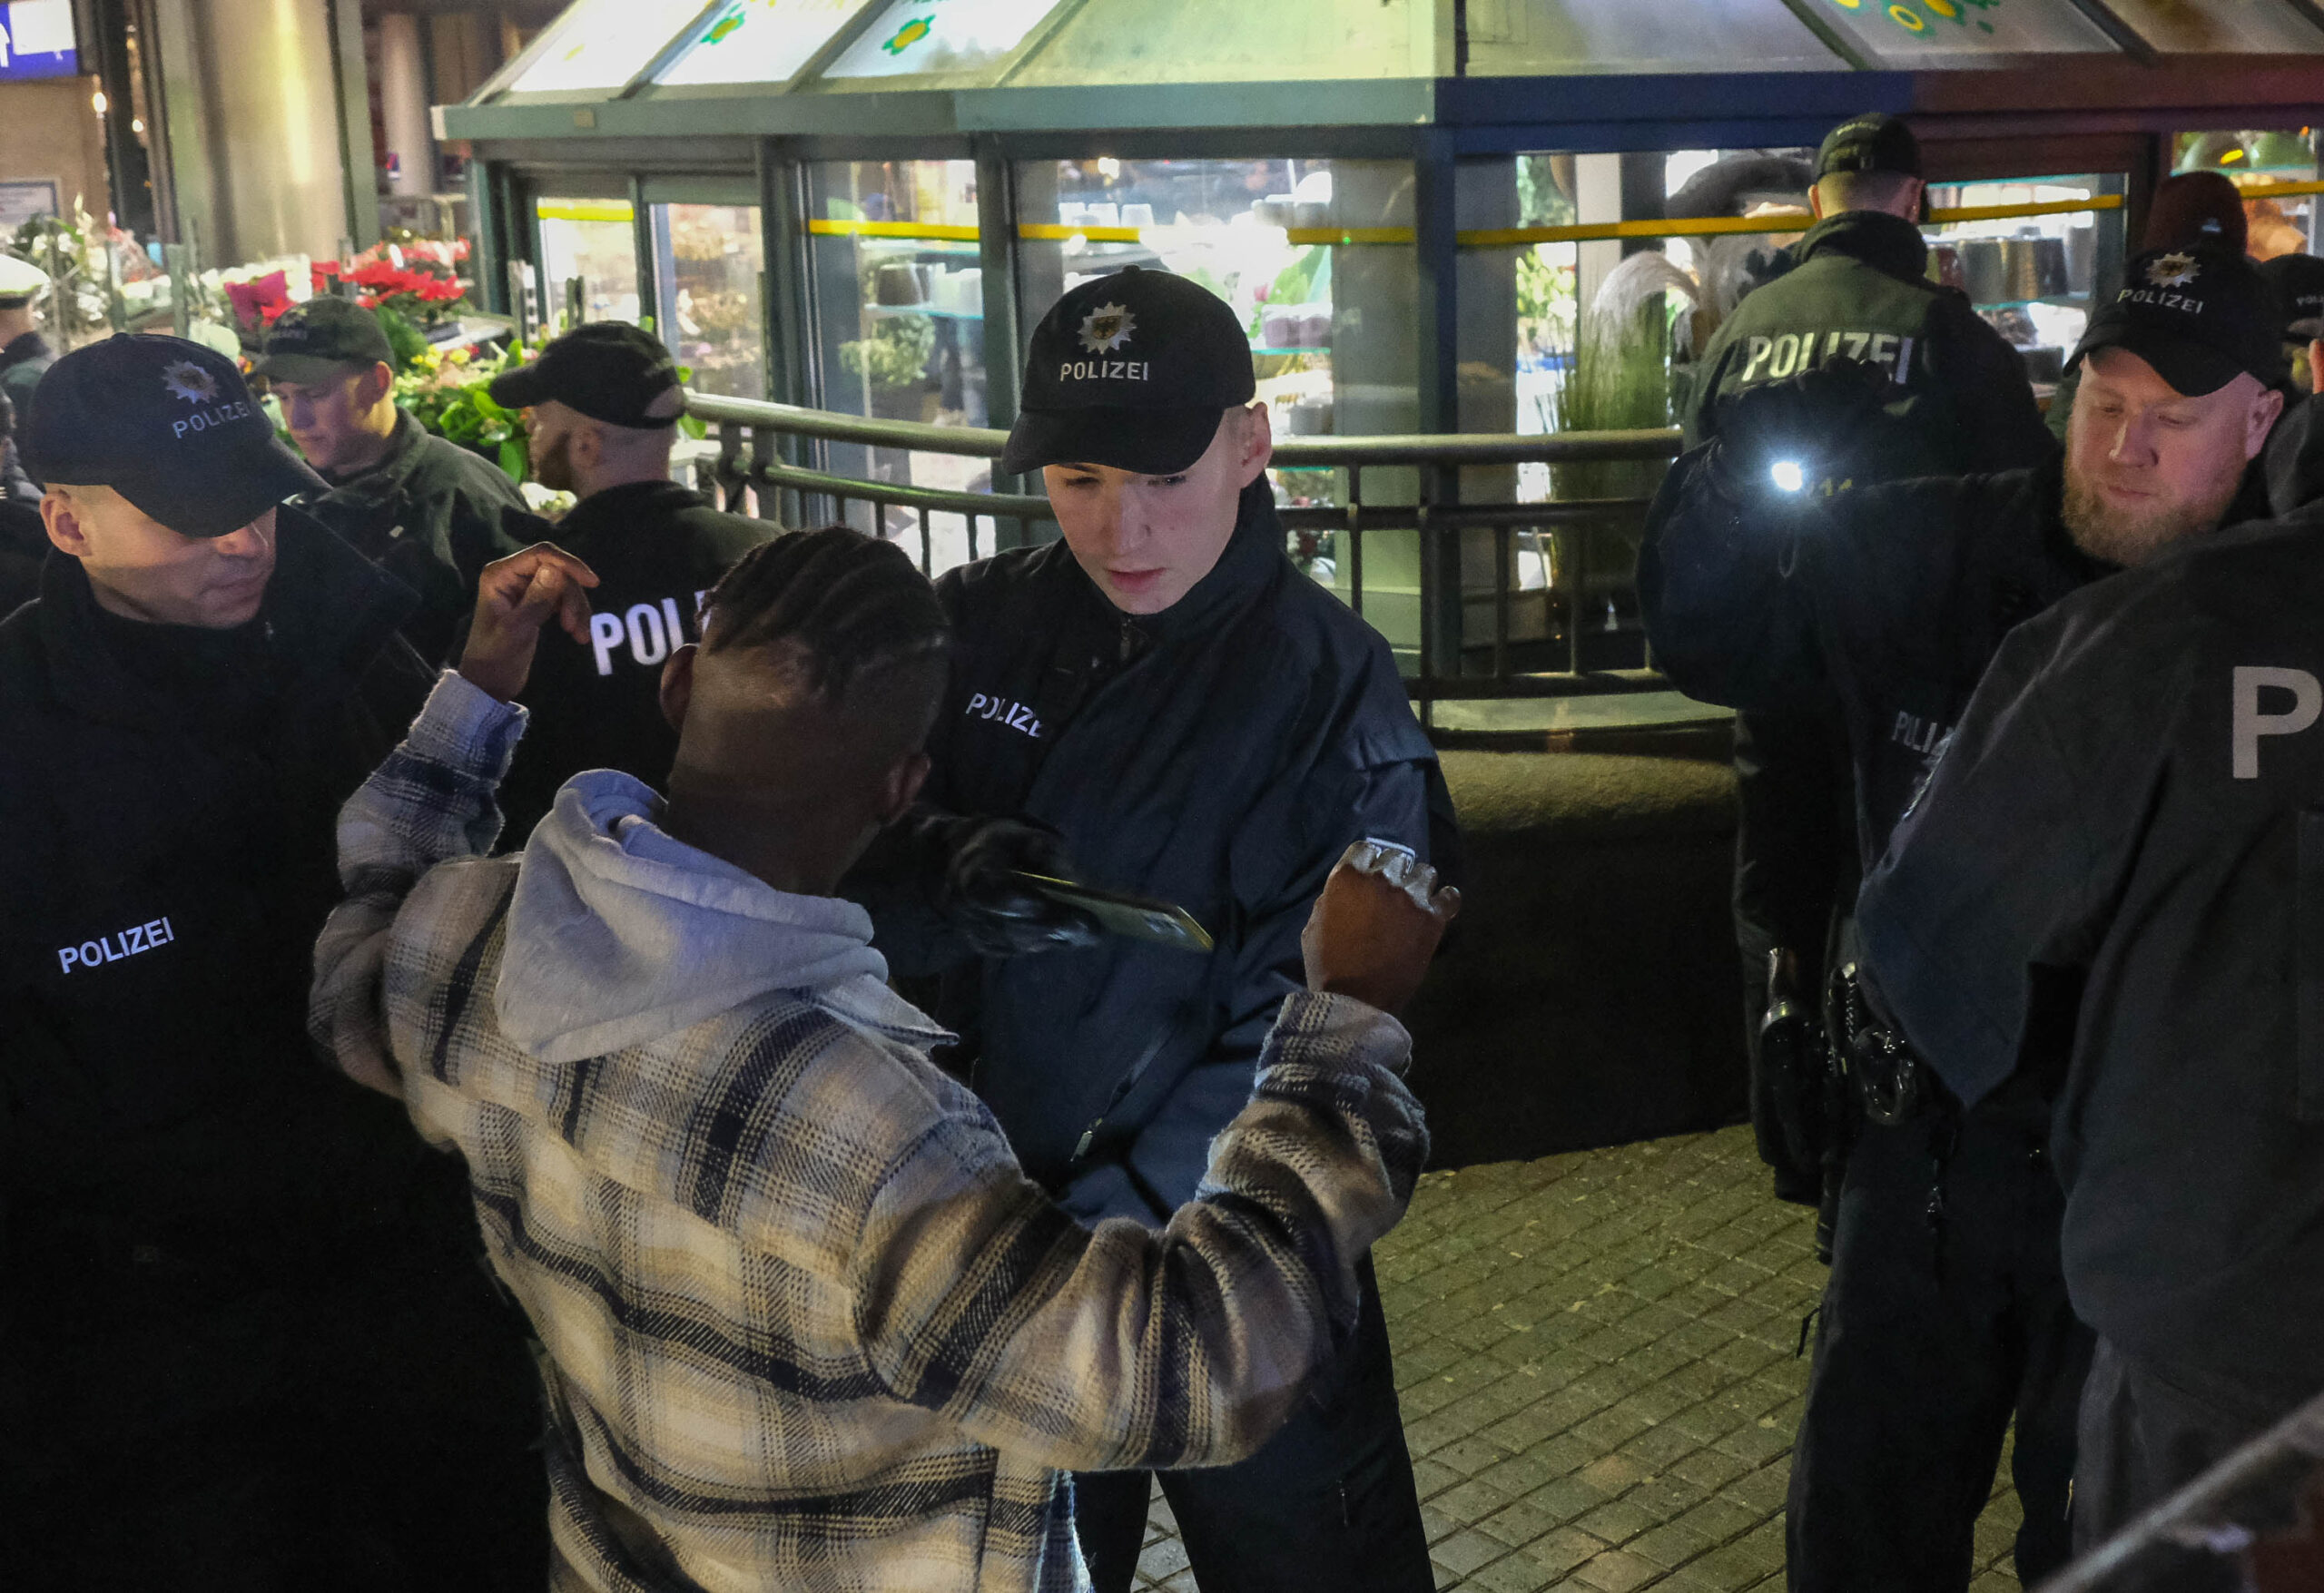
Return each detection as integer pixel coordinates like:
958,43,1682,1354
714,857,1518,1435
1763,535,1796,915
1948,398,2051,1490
1710,357,1904,506
937,816,1105,958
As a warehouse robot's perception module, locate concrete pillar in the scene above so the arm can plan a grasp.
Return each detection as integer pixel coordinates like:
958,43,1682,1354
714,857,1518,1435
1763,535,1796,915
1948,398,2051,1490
150,0,350,264
379,14,435,200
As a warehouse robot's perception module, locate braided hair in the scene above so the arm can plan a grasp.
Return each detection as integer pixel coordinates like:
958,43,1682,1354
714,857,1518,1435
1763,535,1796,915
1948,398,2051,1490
701,526,950,698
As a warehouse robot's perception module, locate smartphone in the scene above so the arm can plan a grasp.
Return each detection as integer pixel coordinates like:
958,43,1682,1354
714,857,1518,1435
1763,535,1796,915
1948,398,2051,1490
1009,872,1215,954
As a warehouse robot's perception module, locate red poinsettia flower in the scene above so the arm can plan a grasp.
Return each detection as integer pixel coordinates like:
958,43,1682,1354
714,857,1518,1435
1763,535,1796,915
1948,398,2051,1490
224,270,291,332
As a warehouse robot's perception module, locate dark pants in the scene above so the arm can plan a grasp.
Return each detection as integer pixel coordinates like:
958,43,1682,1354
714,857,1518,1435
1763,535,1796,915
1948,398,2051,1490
1787,1103,2093,1593
1074,1256,1432,1593
2069,1336,2323,1589
0,1251,547,1591
1732,707,1853,1204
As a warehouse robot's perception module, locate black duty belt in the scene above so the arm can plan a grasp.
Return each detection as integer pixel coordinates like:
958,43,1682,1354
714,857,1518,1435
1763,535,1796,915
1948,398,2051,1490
1832,961,1927,1126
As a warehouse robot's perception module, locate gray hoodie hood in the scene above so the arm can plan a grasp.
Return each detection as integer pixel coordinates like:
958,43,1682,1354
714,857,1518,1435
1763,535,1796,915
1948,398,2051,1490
496,771,902,1065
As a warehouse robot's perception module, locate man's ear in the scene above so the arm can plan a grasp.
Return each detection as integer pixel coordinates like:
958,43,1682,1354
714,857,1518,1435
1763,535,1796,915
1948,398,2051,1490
1235,401,1275,487
359,362,396,408
878,749,931,824
40,489,91,558
2247,384,2288,459
1807,182,1827,222
659,643,698,733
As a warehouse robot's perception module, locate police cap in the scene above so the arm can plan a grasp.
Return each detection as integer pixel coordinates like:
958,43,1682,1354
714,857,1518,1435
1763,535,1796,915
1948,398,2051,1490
1815,114,1922,182
1001,266,1257,477
20,334,324,538
256,295,396,384
2258,252,2324,342
0,252,49,309
2071,247,2286,397
487,321,683,429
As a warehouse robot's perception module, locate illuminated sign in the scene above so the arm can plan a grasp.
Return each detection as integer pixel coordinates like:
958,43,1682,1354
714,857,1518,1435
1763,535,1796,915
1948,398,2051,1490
823,0,1061,79
0,1,78,83
657,0,871,86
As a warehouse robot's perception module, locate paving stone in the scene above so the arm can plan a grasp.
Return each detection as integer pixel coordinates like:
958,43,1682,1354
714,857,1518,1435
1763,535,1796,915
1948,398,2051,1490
1134,1123,2024,1593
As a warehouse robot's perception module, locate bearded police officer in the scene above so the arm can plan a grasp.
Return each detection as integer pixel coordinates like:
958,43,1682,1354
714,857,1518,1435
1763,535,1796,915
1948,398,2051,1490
0,335,545,1588
484,320,776,840
1856,450,2324,1576
0,253,55,441
1641,246,2288,1593
260,295,528,664
1682,113,2054,1208
850,266,1460,1593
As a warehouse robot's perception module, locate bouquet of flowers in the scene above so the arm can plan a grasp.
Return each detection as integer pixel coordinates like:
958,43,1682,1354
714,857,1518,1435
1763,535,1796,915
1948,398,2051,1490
395,339,531,482
313,240,469,328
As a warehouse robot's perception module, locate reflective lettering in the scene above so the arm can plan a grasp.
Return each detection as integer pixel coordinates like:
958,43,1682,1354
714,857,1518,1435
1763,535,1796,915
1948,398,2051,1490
80,940,101,966
57,946,77,973
1893,335,1915,382
1768,334,1800,379
2233,666,2322,779
1740,336,1774,382
625,604,669,667
1845,331,1871,359
589,612,624,676
661,596,686,651
1869,333,1899,370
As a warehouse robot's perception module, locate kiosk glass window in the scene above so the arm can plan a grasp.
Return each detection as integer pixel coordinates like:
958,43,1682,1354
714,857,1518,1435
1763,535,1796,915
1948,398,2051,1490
505,0,706,95
822,0,1064,79
1807,0,2115,64
1922,172,2126,395
652,203,766,399
537,197,642,326
656,0,867,86
2172,130,2323,261
2105,0,2324,52
806,160,989,573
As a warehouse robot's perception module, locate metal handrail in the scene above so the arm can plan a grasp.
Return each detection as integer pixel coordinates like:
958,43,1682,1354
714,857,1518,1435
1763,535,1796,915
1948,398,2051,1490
684,389,1689,722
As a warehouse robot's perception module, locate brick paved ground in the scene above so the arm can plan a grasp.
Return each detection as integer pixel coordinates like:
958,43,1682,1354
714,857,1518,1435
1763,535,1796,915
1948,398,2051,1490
1133,1124,2024,1592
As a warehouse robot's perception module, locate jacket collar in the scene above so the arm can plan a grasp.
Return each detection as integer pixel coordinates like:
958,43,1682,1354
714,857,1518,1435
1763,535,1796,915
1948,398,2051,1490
556,478,705,542
0,329,53,370
37,505,416,736
314,410,428,499
1796,211,1929,286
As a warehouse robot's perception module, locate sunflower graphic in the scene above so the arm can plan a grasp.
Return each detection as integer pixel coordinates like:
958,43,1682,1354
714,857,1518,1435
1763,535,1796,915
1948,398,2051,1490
1078,304,1135,354
2147,252,2200,289
881,15,934,54
160,359,220,404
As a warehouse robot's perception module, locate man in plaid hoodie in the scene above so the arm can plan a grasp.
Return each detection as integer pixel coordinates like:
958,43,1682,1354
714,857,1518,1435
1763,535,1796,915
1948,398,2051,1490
310,526,1458,1593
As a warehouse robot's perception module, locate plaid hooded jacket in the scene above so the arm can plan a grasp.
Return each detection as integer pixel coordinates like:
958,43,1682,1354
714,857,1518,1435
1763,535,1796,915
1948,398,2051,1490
310,672,1430,1593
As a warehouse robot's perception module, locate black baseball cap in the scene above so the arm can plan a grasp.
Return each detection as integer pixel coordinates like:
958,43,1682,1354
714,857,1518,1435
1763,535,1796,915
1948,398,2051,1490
488,321,683,428
1815,113,1922,182
255,296,394,384
2070,246,2287,396
2258,252,2324,340
1001,266,1257,477
21,334,323,538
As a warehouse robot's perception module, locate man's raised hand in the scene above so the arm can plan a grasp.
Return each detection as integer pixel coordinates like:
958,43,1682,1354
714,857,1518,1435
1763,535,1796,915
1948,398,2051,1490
1302,841,1461,1017
458,543,600,703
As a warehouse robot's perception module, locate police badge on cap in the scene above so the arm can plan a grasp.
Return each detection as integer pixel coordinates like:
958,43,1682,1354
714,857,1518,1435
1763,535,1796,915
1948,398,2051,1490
1002,267,1259,477
2070,247,2286,397
21,334,324,538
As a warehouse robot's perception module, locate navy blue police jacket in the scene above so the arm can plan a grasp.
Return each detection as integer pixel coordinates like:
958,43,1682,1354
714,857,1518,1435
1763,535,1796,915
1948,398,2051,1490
1859,506,2324,1399
865,478,1460,1225
0,515,492,1372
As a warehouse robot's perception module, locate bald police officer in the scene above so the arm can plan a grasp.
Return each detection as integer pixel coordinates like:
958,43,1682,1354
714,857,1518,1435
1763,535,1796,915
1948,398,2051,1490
0,334,544,1588
485,321,777,841
1857,434,2324,1574
1683,113,2054,1208
1642,246,2289,1592
261,295,528,664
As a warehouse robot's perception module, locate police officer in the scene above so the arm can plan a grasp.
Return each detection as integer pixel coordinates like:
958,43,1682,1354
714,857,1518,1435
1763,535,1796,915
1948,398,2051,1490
260,294,528,664
0,252,55,438
0,393,42,612
1640,246,2288,1593
850,266,1460,1593
0,334,545,1588
2257,251,2324,392
1681,113,2053,1205
483,320,776,840
1857,432,2324,1573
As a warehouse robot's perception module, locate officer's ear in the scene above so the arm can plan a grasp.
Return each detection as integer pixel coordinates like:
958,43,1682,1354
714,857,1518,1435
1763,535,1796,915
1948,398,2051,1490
2245,382,2287,459
40,485,96,558
1234,401,1274,488
878,749,931,825
660,642,698,733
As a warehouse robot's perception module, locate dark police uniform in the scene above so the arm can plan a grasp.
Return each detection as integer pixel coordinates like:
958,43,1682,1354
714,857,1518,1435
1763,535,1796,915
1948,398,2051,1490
492,478,773,841
1643,442,2112,1591
0,328,55,435
1647,241,2290,1593
1858,504,2324,1568
1683,204,2053,1201
0,513,547,1589
871,474,1457,1593
0,493,41,615
295,409,529,665
853,263,1457,1593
